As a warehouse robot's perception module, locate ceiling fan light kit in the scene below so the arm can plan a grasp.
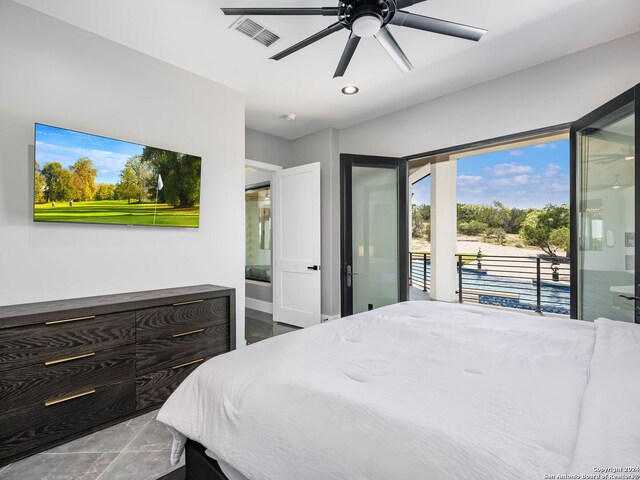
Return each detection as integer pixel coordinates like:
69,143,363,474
352,14,383,38
221,0,486,78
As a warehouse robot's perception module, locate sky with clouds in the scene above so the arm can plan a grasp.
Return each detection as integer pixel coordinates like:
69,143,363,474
35,124,143,185
412,139,570,209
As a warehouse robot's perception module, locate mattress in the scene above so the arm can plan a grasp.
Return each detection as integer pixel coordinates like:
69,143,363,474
157,301,639,479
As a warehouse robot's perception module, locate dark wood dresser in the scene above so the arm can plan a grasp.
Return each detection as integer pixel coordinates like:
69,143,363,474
0,284,235,466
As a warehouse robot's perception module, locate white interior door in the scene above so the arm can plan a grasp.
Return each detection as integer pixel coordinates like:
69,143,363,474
273,162,321,327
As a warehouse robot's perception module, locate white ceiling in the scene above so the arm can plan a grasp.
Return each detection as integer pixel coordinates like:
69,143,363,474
12,0,640,140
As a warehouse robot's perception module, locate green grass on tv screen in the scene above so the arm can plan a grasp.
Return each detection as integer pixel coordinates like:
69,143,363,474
34,200,199,228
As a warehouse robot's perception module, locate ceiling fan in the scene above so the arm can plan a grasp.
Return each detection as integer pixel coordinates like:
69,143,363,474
221,0,487,78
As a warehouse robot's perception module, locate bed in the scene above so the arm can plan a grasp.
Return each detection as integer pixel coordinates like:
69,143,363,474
157,301,640,480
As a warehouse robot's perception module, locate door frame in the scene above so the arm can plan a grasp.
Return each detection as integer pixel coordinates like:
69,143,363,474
340,153,409,317
569,83,639,321
244,159,282,316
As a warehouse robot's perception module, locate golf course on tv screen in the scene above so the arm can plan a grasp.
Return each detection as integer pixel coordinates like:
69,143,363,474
34,124,201,228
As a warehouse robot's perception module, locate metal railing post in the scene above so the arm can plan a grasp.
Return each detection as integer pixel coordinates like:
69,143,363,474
423,253,427,291
536,257,542,313
409,253,413,287
457,254,463,303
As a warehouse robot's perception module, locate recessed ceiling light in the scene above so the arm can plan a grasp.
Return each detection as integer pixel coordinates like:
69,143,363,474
342,86,359,95
280,114,296,121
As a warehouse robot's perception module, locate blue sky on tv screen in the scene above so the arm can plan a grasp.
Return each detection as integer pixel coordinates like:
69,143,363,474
35,124,144,185
412,139,570,209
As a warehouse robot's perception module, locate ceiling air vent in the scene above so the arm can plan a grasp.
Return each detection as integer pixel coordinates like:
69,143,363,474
230,17,280,48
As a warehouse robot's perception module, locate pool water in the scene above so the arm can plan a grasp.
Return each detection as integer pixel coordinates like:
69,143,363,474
411,259,570,315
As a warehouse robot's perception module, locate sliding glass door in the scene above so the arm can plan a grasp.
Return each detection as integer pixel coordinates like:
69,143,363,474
571,84,638,322
341,154,409,317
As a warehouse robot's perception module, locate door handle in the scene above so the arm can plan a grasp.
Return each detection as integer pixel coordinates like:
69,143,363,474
618,294,640,301
307,265,319,270
345,265,358,288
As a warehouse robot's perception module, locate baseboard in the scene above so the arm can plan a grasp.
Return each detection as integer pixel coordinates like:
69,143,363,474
321,313,341,323
245,300,338,322
245,297,272,314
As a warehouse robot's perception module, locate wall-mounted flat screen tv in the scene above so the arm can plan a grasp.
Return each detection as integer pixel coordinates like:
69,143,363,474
34,123,201,228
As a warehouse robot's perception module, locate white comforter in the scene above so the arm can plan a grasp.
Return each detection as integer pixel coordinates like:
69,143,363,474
157,301,638,479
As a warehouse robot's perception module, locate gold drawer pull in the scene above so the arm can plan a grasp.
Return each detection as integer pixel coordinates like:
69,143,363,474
45,351,96,366
45,389,96,407
172,358,204,370
45,315,96,326
172,300,204,307
172,328,204,338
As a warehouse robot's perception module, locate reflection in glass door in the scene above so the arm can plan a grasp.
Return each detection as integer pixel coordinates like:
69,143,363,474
572,86,637,322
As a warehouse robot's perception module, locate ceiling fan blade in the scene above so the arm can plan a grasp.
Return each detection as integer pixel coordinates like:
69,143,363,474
221,7,339,16
333,35,361,78
391,10,486,41
396,0,428,8
374,26,414,73
270,22,345,61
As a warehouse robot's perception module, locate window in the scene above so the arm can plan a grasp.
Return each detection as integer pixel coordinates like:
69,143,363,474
245,184,272,282
455,139,570,257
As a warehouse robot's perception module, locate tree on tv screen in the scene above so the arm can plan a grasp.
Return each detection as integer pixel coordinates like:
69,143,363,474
34,161,46,203
41,161,76,202
116,165,140,204
141,147,201,208
36,146,201,209
71,158,97,201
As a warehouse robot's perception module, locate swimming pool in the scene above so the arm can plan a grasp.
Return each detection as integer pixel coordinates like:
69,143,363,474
410,258,570,315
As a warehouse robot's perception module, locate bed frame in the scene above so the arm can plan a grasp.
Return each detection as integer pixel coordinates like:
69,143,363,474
184,440,230,480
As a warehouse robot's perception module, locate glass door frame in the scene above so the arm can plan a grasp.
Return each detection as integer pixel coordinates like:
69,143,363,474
340,153,409,317
570,83,639,321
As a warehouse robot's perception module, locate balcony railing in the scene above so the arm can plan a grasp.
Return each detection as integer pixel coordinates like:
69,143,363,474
409,252,431,291
410,251,570,316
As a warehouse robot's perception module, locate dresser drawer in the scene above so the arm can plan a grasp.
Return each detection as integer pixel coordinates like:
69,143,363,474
136,356,210,410
0,311,135,371
0,344,135,414
136,323,229,376
0,379,135,460
136,298,228,341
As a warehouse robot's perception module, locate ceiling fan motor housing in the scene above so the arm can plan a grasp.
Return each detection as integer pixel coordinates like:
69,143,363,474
341,0,395,37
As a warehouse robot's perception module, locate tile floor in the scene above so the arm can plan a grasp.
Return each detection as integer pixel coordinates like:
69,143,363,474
245,307,300,345
409,286,431,301
0,410,182,480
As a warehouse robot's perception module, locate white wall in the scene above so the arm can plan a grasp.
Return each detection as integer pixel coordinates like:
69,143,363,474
292,129,341,318
246,128,293,168
339,32,640,157
0,1,246,345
